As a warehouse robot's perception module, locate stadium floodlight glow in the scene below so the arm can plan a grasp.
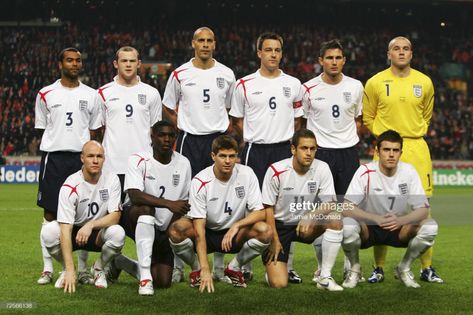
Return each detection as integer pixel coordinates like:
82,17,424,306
440,22,446,27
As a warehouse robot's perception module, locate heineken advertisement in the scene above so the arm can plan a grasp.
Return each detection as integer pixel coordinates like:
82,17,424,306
433,169,473,186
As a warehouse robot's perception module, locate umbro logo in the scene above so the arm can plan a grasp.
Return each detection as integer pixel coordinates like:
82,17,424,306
145,175,156,180
283,187,294,191
209,197,219,202
51,104,62,108
374,188,383,192
314,97,325,101
109,98,120,102
252,91,262,95
79,198,89,203
185,83,196,86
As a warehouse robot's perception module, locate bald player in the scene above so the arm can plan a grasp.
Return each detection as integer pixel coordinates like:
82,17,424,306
162,26,236,283
40,141,125,293
363,36,442,284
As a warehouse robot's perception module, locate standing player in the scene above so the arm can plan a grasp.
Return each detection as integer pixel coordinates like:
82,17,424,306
117,120,191,295
342,130,438,289
230,32,304,282
167,135,272,292
263,129,343,290
162,26,236,283
363,36,443,283
98,46,162,200
40,141,125,293
35,47,102,286
302,39,363,281
162,26,235,177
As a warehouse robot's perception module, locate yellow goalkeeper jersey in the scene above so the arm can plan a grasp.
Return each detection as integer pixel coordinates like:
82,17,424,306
362,68,434,138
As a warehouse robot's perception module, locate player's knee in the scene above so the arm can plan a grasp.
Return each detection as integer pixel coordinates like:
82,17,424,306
168,220,189,243
135,205,155,217
325,213,343,231
342,217,361,244
417,219,438,241
268,277,288,289
253,221,273,243
103,225,126,249
41,221,60,248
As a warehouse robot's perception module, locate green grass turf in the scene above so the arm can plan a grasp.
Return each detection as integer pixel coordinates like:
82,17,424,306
0,184,472,314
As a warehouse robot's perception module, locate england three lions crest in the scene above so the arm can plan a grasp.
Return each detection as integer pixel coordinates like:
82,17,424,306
413,85,422,98
235,186,245,199
172,174,180,187
216,77,225,89
99,189,109,201
307,181,318,194
138,94,147,105
79,100,88,111
343,92,352,103
283,87,291,98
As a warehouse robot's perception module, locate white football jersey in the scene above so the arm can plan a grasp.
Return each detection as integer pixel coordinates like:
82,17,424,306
99,76,162,174
35,80,102,152
57,170,121,226
345,161,429,216
262,157,336,224
302,74,363,148
229,70,304,144
162,59,236,135
188,164,264,231
124,151,192,231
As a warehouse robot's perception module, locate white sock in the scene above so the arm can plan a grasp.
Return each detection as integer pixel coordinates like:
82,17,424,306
135,215,155,281
342,218,361,273
313,235,323,271
47,244,64,269
40,219,54,273
174,256,184,271
287,242,296,271
229,238,269,271
398,222,437,271
169,238,199,271
77,250,89,273
213,252,225,272
320,229,343,278
96,225,125,270
115,254,140,280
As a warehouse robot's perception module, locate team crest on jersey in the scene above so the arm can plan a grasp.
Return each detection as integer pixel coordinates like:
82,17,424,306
283,87,291,98
307,181,317,194
398,183,408,195
172,174,180,187
413,85,422,98
343,92,352,103
99,189,109,201
235,186,245,199
79,100,88,111
138,94,147,105
216,77,225,89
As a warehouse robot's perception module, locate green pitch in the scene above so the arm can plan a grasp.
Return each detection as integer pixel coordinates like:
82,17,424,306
0,184,472,314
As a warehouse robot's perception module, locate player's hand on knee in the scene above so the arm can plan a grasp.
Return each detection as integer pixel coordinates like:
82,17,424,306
76,223,93,246
221,224,239,252
200,270,214,293
380,213,402,231
64,270,76,294
167,200,191,216
296,222,310,238
266,239,283,265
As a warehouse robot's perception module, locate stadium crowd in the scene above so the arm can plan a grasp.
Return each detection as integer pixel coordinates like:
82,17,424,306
1,22,472,159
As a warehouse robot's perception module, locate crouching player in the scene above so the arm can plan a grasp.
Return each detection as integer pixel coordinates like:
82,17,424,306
168,135,272,292
341,130,438,289
40,141,125,293
263,129,343,290
117,121,192,296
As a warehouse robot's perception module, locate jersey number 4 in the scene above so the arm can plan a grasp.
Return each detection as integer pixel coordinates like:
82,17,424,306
223,201,232,216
